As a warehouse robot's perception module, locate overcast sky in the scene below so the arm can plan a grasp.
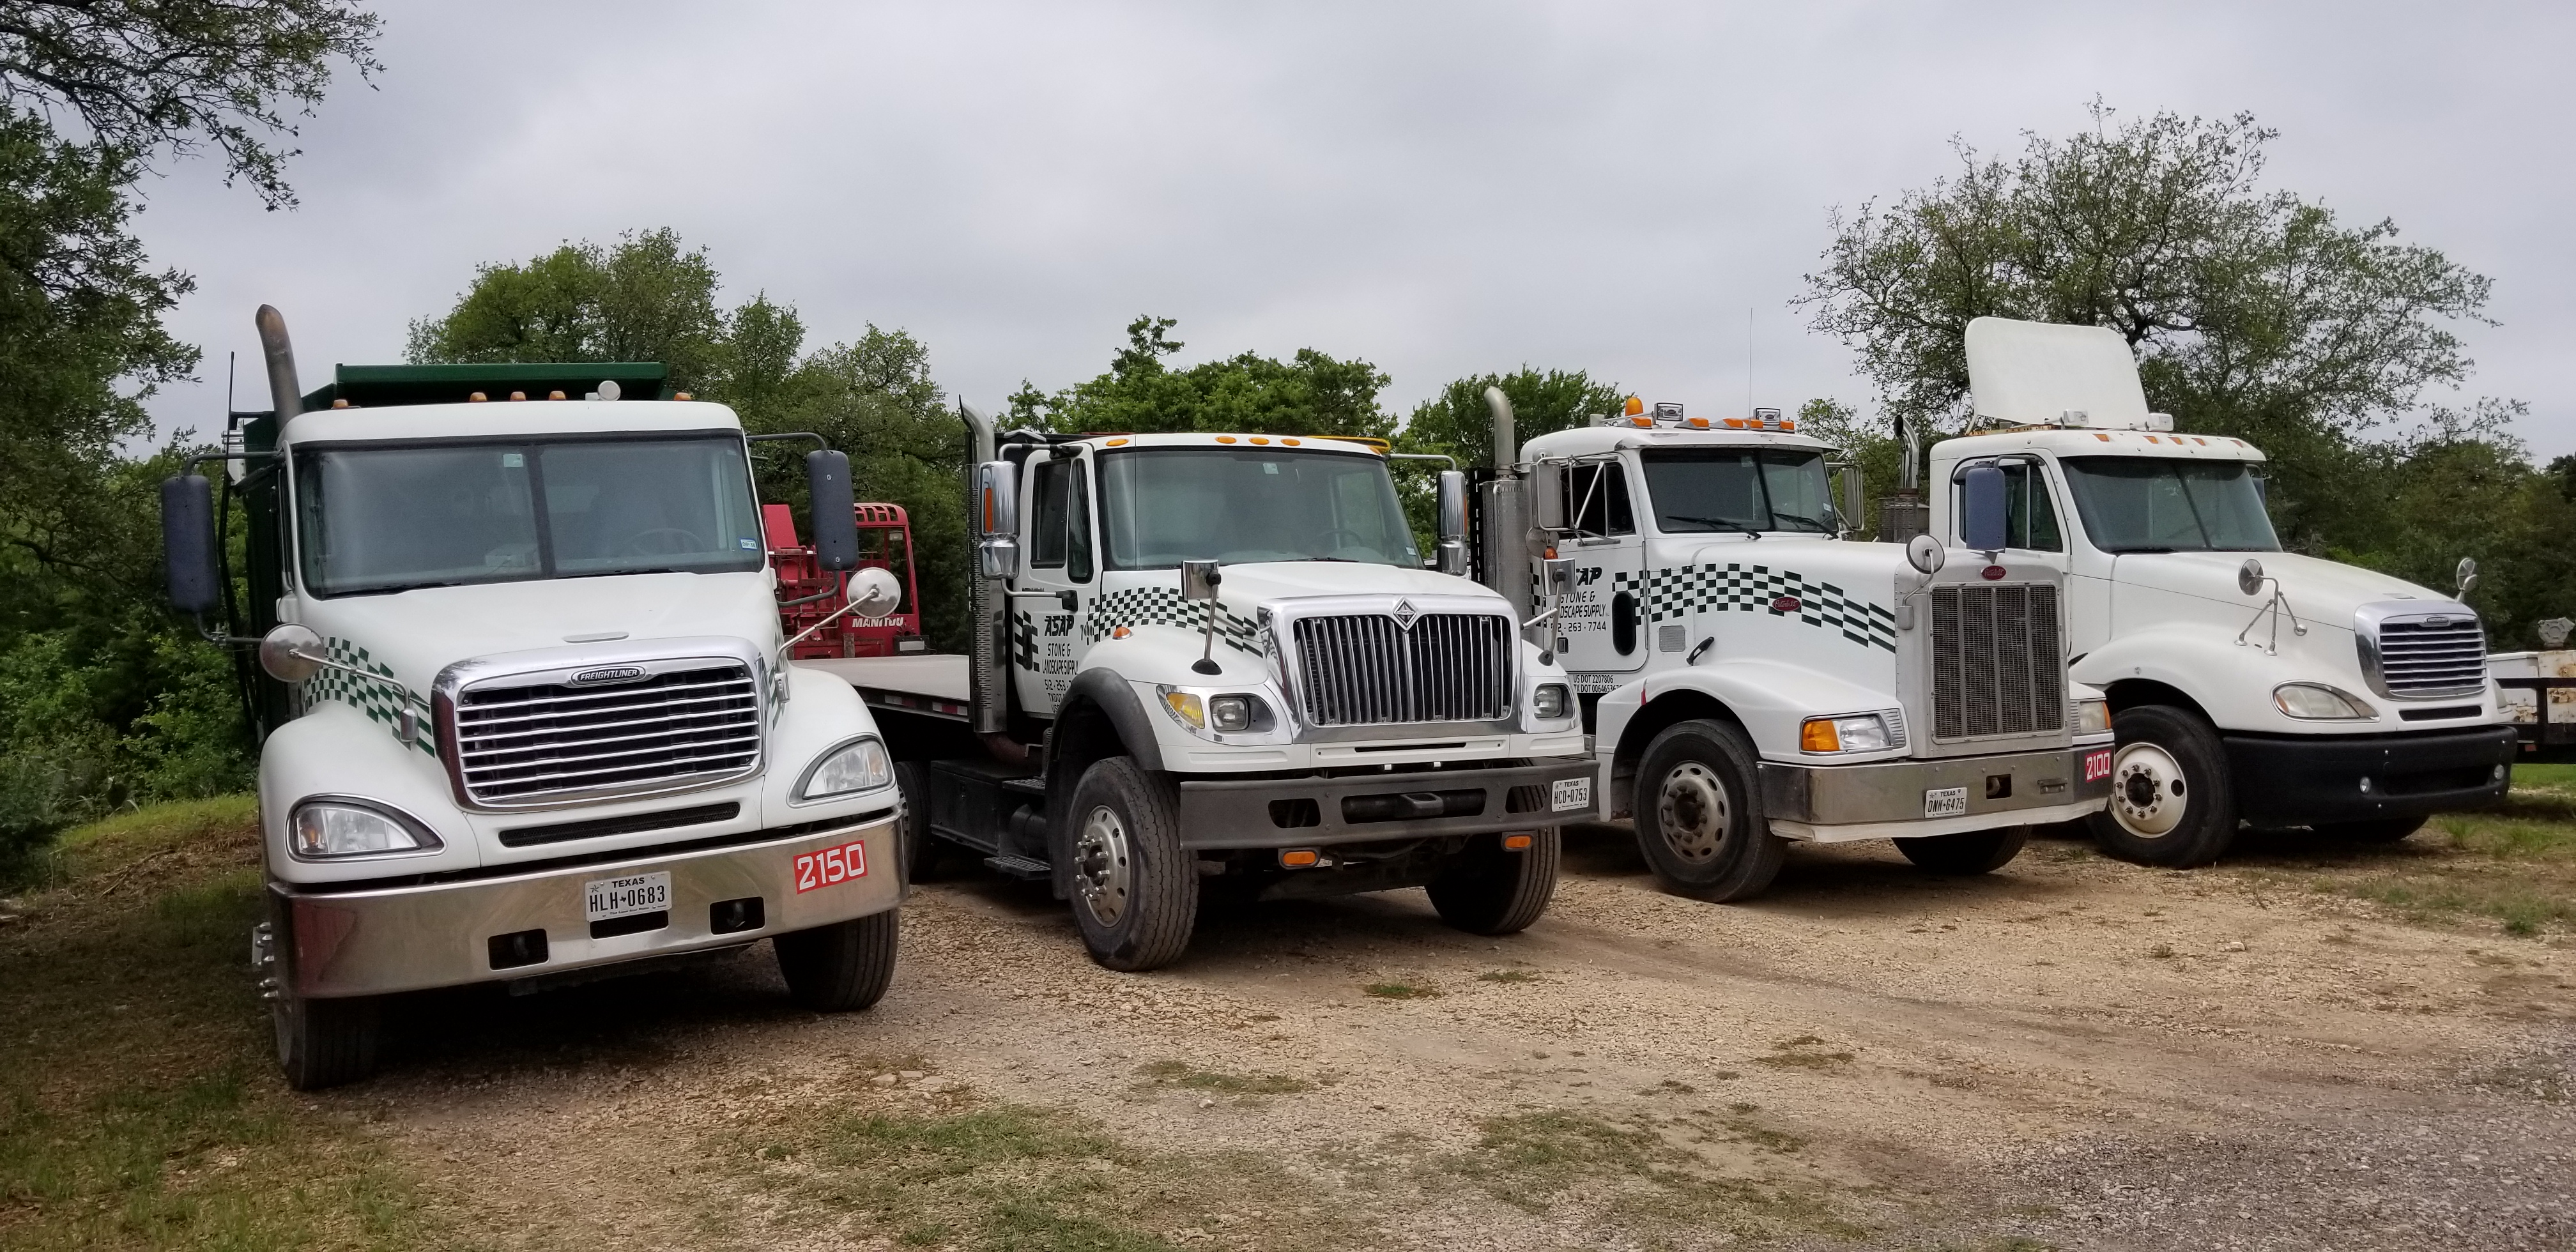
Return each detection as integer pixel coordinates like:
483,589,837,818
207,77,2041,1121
132,1,2574,458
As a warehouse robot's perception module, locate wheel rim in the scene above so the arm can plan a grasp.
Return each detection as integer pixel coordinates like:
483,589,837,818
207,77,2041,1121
2109,742,2189,837
1655,761,1731,864
1073,804,1133,926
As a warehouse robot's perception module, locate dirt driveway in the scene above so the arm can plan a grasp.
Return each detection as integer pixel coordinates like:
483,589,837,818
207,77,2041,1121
333,821,2574,1252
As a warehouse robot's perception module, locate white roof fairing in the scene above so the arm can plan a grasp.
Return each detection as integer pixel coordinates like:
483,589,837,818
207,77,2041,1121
1965,317,2156,430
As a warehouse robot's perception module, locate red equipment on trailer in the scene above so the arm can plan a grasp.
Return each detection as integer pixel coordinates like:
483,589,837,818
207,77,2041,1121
765,501,927,658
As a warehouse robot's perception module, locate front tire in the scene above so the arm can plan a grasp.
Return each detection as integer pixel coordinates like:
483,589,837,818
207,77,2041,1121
2087,704,2237,867
775,909,901,1011
1066,757,1198,972
1632,719,1787,901
2318,816,2427,844
273,991,379,1091
1896,826,2028,874
1427,829,1561,935
894,760,935,884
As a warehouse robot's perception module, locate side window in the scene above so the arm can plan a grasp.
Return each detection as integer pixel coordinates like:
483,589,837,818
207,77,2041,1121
1565,462,1635,538
1064,461,1093,582
1031,459,1071,570
1956,463,2064,552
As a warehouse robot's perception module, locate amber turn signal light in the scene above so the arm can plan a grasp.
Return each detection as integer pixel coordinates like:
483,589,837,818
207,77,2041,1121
1800,719,1841,752
1279,848,1320,867
1501,834,1533,851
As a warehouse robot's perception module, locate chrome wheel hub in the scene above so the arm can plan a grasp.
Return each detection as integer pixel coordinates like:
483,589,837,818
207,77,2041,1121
1655,761,1730,863
2110,743,2189,837
1073,804,1133,926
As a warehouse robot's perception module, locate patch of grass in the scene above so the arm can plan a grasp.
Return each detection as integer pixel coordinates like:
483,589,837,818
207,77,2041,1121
1135,1060,1312,1096
1476,969,1539,984
1752,1036,1855,1071
2227,779,2576,938
1443,1110,1864,1239
1361,981,1440,1000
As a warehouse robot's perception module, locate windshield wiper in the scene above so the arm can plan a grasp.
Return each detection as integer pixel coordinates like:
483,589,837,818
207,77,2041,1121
1667,514,1762,539
1769,510,1832,533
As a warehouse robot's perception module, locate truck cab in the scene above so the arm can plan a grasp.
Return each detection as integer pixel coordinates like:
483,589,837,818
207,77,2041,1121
1505,400,2114,900
1928,316,2515,865
160,314,907,1089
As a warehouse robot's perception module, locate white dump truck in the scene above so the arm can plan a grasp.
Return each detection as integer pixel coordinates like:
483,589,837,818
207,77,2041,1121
1476,390,2114,901
799,409,1597,972
1927,316,2516,866
158,310,908,1088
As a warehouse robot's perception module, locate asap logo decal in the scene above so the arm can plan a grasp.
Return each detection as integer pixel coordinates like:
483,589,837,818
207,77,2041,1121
793,838,868,892
2083,750,2113,782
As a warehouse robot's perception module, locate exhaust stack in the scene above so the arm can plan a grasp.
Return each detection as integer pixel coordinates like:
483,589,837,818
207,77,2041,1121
958,401,1007,736
1481,386,1534,626
256,305,303,427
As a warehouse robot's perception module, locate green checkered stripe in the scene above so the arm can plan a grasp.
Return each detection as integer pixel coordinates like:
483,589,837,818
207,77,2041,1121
1085,586,1264,657
302,637,438,756
1613,563,1896,653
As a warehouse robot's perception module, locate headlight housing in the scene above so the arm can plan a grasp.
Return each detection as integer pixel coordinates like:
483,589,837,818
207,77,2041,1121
1532,683,1570,719
289,798,441,860
1159,686,1273,737
2076,697,2111,735
795,735,893,802
1800,713,1897,754
2273,682,2377,721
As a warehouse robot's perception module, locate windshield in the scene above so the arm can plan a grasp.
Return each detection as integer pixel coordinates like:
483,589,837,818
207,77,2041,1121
1637,448,1836,535
2058,456,2279,553
1097,448,1421,569
294,436,764,596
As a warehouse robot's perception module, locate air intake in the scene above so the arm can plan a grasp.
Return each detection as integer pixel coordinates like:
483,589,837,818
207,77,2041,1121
1929,584,2066,740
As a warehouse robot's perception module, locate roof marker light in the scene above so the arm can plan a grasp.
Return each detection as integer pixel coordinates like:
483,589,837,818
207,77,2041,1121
2092,432,2112,442
1623,395,1644,416
509,391,526,401
548,390,566,401
468,392,487,402
674,392,693,401
1250,436,1269,445
1105,437,1129,447
1723,418,1745,429
1689,416,1709,428
1282,437,1300,446
331,399,349,408
1629,415,1652,427
1216,435,1237,443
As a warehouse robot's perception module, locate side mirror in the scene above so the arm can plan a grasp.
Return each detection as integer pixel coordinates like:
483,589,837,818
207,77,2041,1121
1959,462,2007,553
1540,556,1573,599
1836,466,1864,535
160,475,222,615
1180,559,1222,602
258,623,328,683
1528,461,1567,531
806,450,857,571
972,460,1019,579
2456,556,2479,597
1436,470,1469,577
2238,558,2267,597
1905,533,1945,576
847,567,903,619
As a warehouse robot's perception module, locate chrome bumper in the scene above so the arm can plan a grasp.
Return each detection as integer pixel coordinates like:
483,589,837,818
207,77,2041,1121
1759,745,2112,843
1174,757,1598,850
269,813,900,998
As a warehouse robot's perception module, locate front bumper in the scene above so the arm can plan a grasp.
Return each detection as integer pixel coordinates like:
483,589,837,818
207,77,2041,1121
1759,745,2113,843
1174,757,1598,850
268,812,900,998
2223,726,2514,824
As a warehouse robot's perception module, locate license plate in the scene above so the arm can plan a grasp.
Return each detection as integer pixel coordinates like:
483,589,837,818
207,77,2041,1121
793,838,869,894
585,871,670,921
1923,786,1968,818
1551,776,1592,813
2083,749,2113,781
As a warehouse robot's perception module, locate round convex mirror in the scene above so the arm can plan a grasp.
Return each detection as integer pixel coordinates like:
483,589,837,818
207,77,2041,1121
259,623,327,683
1904,533,1945,576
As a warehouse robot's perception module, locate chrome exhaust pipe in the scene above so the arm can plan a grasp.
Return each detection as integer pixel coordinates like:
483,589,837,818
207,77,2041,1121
958,400,1008,736
257,305,303,427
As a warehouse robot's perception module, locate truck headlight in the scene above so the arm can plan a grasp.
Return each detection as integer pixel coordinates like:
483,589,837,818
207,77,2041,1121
2273,683,2377,721
1209,694,1263,731
289,798,441,859
1532,683,1570,719
1800,714,1894,754
795,735,893,802
2076,697,2111,735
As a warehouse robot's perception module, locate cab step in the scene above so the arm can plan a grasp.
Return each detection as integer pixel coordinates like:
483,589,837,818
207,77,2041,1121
983,855,1052,880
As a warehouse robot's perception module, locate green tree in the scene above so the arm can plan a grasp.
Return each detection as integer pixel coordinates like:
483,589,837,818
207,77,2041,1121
1015,315,1394,439
406,228,732,390
1392,368,1627,470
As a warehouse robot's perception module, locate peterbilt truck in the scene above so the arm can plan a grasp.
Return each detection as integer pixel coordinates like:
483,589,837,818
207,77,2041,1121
1928,316,2515,866
158,310,908,1088
799,406,1598,972
1474,390,2114,901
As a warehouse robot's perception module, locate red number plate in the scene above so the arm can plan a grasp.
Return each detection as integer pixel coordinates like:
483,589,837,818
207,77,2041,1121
2083,749,2113,782
793,838,868,893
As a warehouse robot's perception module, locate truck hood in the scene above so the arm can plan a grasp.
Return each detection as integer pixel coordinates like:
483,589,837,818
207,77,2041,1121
293,571,783,698
2110,551,2455,627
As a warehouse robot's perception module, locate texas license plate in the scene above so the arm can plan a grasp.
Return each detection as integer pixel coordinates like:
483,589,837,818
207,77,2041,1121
1923,786,1968,818
1551,776,1592,813
793,838,868,893
2083,749,2113,781
585,871,670,921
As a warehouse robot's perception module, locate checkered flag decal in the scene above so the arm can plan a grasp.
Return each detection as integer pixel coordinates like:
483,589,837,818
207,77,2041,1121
1613,562,1896,653
1085,586,1264,657
302,637,438,756
1011,609,1039,669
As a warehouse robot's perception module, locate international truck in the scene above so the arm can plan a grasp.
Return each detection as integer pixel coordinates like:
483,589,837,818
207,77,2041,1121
158,310,908,1088
796,407,1598,972
1474,390,2113,901
1927,316,2516,866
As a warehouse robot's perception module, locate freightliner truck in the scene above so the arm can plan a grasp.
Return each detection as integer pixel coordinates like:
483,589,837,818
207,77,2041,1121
158,311,908,1088
1928,317,2516,866
1473,390,2114,900
798,407,1598,972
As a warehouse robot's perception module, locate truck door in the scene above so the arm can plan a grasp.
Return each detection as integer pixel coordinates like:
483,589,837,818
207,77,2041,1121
1010,454,1096,715
1552,456,1647,688
1954,459,2086,646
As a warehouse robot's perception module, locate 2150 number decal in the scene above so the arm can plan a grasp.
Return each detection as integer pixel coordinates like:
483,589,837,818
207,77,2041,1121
793,839,868,893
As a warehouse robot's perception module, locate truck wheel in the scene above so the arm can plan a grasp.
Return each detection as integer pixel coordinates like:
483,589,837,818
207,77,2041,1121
894,760,935,884
1427,828,1561,935
1066,757,1198,972
2087,704,2237,867
273,991,379,1091
1633,719,1786,901
774,908,901,1011
1895,826,2028,874
2318,816,2426,844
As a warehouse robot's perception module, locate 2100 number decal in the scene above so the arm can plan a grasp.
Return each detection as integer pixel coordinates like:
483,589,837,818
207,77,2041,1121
2083,749,2113,782
793,839,868,893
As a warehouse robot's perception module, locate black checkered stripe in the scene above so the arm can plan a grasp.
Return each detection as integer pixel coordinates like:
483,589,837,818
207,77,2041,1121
1011,609,1039,670
302,637,438,756
1084,586,1264,657
1612,563,1897,653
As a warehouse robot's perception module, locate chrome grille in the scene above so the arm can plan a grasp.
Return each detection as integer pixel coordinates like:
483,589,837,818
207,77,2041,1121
1929,584,2065,740
1291,613,1512,726
450,664,760,804
2367,616,2487,697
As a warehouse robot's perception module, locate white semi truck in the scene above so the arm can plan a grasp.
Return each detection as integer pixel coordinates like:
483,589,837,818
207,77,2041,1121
158,310,908,1088
800,409,1597,972
1927,317,2516,866
1478,390,2115,901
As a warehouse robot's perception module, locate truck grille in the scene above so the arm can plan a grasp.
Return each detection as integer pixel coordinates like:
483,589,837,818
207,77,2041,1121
2366,615,2487,697
1929,584,2064,740
1291,613,1512,726
450,664,762,804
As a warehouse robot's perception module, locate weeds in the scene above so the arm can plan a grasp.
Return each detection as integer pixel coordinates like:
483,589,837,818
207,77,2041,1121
1476,970,1538,984
1362,981,1440,1000
1135,1060,1313,1096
